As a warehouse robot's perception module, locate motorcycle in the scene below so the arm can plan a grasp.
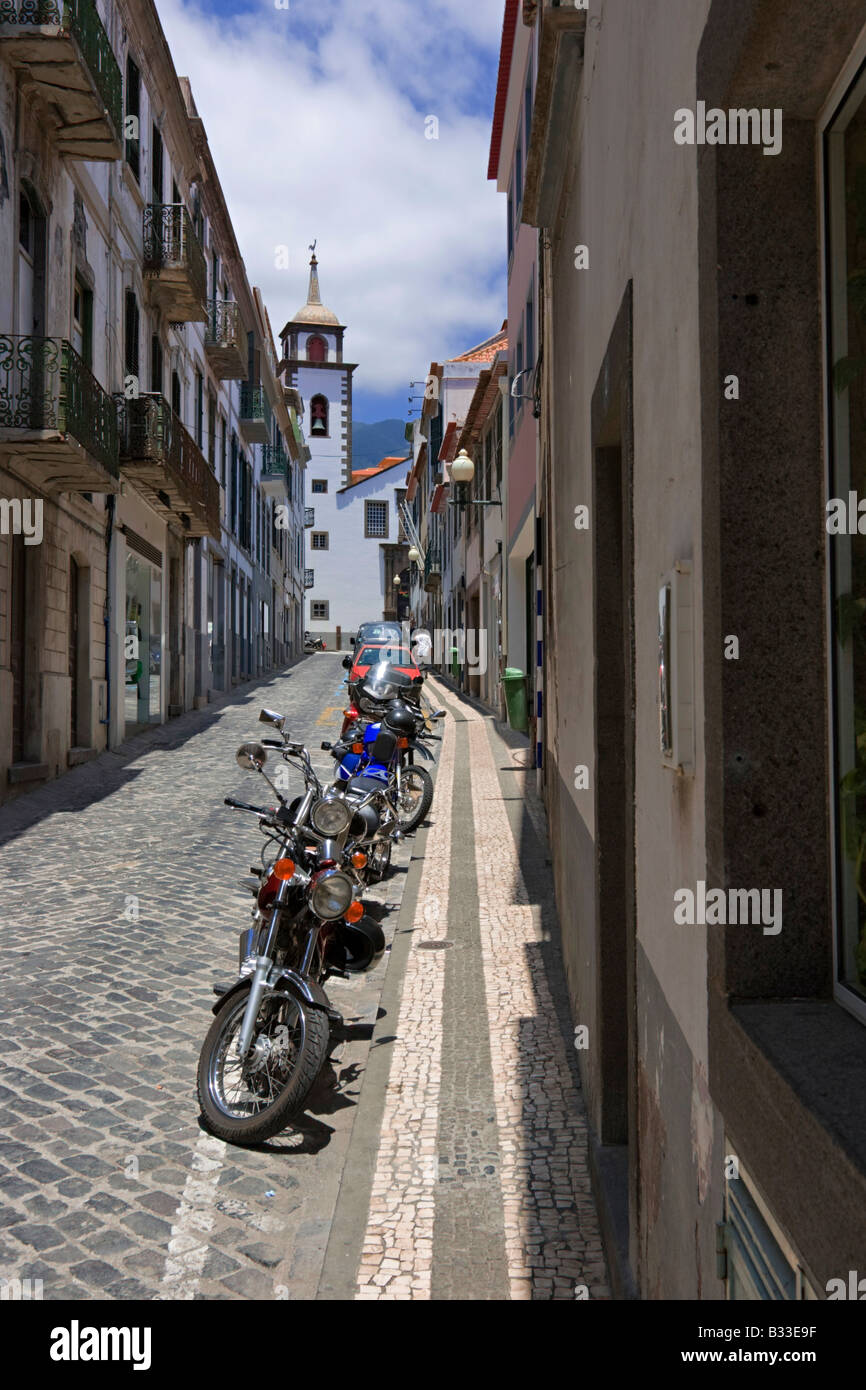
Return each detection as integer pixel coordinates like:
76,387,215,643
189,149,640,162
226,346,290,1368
324,694,442,837
196,709,385,1145
304,631,326,652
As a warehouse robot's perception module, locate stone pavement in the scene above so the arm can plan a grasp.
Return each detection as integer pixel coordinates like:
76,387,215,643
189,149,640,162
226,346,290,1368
320,678,610,1300
0,660,608,1301
0,654,414,1301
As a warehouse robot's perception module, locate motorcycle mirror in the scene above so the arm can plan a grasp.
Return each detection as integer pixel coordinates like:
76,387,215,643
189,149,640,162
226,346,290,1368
258,708,285,730
341,656,353,669
236,742,268,771
412,675,424,685
321,741,333,751
433,710,446,719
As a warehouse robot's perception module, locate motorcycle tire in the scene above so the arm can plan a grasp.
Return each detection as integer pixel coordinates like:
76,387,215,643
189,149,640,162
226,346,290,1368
197,983,330,1145
396,765,434,834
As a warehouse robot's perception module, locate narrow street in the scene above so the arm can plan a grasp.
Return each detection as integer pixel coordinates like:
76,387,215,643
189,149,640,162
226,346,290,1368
0,655,606,1301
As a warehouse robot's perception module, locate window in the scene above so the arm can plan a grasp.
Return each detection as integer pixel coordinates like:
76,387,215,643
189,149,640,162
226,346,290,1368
526,273,535,374
311,600,329,620
311,478,327,493
365,500,388,538
125,55,140,181
151,123,163,203
195,370,203,447
515,133,523,216
516,332,524,419
124,290,139,380
18,189,31,254
150,333,163,393
396,488,407,540
524,66,533,156
171,369,181,417
73,278,93,369
310,394,328,436
507,185,514,262
307,335,327,363
220,416,227,488
311,532,329,550
826,66,866,1012
207,390,216,471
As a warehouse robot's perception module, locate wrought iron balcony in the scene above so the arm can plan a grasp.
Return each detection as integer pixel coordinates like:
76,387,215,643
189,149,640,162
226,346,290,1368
0,0,122,160
117,392,220,539
304,568,314,589
0,334,119,492
423,545,442,592
204,299,245,379
142,204,207,322
260,442,288,496
239,382,270,444
304,506,314,527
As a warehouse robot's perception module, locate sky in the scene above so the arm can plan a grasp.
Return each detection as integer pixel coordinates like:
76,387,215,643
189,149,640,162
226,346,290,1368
157,0,507,423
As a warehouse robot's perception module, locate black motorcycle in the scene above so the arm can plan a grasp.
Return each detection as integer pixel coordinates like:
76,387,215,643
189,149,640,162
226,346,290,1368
196,709,384,1145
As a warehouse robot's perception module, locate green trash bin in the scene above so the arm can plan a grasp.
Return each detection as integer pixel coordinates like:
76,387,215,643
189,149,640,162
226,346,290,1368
503,667,528,733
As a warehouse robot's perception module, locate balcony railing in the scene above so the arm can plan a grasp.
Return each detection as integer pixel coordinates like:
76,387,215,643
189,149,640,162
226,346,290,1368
239,382,271,443
260,442,288,495
0,334,119,491
0,0,123,160
304,506,314,527
142,204,207,322
117,392,220,539
204,298,245,379
304,568,314,589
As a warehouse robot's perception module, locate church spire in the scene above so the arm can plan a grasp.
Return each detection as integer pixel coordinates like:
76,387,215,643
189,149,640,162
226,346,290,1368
307,240,322,306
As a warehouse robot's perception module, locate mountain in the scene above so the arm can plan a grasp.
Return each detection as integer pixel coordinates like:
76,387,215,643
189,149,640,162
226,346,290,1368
351,419,409,472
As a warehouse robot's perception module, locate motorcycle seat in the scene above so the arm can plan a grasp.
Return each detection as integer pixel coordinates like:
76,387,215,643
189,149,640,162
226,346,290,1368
347,775,388,795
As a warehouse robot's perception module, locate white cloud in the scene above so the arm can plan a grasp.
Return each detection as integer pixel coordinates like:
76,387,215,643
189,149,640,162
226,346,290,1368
157,0,506,402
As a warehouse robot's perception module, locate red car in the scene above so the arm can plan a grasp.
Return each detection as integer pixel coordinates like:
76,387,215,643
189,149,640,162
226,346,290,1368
340,644,423,734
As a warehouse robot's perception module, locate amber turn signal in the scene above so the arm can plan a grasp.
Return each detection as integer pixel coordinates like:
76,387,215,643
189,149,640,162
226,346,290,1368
273,858,296,880
351,742,364,754
397,736,409,749
344,900,364,923
351,851,367,869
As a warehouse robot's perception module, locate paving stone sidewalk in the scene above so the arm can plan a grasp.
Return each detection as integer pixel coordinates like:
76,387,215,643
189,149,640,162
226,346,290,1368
320,678,610,1301
0,654,416,1301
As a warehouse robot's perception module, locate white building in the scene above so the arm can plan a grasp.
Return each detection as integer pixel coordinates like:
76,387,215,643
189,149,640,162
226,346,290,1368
279,254,408,648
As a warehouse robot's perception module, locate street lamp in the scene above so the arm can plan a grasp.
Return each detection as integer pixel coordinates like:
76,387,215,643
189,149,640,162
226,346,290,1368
448,448,500,510
408,545,421,564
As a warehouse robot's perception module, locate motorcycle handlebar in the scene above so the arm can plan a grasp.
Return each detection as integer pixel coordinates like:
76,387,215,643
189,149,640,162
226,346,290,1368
224,796,272,816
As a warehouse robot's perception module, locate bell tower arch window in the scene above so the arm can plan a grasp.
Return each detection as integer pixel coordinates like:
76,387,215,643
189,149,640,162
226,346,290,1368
307,334,327,363
310,394,328,437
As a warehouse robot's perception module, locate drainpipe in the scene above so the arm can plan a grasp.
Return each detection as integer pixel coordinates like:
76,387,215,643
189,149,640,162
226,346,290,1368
101,492,115,736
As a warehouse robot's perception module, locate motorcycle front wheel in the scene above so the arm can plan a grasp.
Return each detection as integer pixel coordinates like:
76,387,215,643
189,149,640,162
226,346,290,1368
197,984,329,1145
395,765,434,833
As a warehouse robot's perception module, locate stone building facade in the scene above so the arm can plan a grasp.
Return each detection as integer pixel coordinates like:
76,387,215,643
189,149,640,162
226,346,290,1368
0,0,304,803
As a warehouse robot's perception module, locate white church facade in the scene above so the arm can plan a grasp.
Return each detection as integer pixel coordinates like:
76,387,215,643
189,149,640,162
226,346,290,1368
279,252,409,648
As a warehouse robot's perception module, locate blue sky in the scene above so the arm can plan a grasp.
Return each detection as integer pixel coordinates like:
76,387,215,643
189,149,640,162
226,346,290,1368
157,0,506,423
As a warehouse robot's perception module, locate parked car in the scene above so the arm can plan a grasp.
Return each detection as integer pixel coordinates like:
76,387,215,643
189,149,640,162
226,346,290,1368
343,642,421,686
351,621,404,650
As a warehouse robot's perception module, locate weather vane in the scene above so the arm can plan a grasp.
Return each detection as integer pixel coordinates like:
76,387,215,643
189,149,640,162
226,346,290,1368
309,239,317,255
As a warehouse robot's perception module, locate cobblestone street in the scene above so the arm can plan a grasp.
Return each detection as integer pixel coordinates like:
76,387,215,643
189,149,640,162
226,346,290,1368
0,655,607,1300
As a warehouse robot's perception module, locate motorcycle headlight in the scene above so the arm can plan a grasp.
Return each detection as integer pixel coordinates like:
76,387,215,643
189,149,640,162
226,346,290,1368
309,869,354,920
309,796,352,836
